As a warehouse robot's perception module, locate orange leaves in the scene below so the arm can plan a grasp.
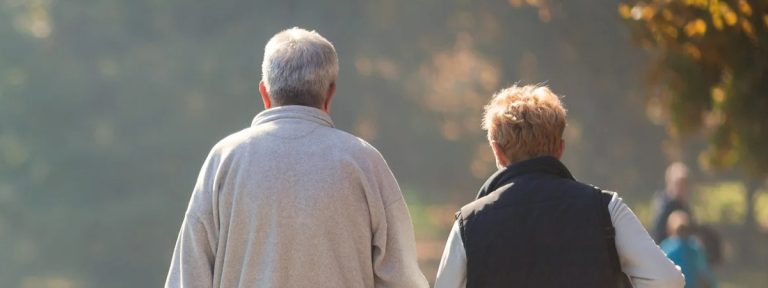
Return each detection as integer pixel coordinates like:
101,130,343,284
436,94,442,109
662,9,675,21
620,0,768,176
417,34,500,141
710,1,739,30
738,0,752,17
618,4,632,19
711,87,726,105
621,0,762,40
683,0,709,9
684,19,707,37
682,43,702,60
509,0,552,23
741,19,756,40
641,5,657,20
722,10,739,27
619,3,657,21
508,0,543,8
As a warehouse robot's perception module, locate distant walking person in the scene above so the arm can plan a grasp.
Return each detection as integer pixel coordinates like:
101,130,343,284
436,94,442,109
652,162,723,265
661,211,718,288
165,28,428,288
652,162,694,243
434,85,684,288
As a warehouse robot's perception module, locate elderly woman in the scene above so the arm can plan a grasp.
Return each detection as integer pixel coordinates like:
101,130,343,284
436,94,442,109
434,85,684,288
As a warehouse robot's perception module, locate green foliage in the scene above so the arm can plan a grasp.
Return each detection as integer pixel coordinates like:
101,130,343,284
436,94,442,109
694,181,749,224
630,200,656,227
619,0,768,177
757,188,768,229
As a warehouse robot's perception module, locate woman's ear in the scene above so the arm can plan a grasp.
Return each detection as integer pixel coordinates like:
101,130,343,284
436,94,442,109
490,141,510,169
555,140,565,160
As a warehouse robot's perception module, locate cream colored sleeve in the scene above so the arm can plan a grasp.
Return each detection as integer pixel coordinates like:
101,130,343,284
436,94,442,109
165,152,220,288
434,220,467,288
609,193,685,288
367,151,429,288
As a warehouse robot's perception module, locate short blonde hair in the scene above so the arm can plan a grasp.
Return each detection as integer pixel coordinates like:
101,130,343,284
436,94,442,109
482,84,567,163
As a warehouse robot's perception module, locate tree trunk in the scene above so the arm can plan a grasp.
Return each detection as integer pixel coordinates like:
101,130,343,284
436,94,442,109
744,179,760,232
740,178,763,264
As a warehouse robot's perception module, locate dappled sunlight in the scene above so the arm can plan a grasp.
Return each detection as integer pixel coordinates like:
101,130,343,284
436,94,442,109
470,143,495,179
417,33,500,177
756,191,768,232
8,0,52,39
0,133,29,168
354,117,378,141
354,56,400,81
408,199,460,281
417,34,497,134
508,0,552,22
22,276,80,288
694,182,747,225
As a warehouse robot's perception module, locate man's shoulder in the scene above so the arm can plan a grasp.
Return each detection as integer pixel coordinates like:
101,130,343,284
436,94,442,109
308,127,384,162
208,127,256,154
208,125,381,158
328,128,378,150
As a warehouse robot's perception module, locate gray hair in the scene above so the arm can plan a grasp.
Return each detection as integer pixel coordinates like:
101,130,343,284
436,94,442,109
261,27,339,108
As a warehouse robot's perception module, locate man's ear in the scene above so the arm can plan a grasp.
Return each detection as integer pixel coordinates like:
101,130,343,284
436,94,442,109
259,81,272,109
323,82,336,112
490,141,510,169
555,140,565,160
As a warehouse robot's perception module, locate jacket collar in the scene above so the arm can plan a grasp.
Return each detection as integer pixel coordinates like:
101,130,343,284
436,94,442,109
251,105,335,128
475,156,575,199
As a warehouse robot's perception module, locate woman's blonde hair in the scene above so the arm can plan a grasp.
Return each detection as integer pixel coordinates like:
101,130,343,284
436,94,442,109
482,84,567,163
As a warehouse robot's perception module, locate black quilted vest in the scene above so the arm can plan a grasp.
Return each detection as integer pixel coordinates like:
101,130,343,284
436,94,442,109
458,156,618,288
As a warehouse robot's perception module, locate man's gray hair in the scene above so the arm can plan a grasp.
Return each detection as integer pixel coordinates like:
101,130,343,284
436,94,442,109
261,27,339,108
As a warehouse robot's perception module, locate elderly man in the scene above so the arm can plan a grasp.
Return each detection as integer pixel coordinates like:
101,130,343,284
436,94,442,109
165,28,428,288
434,85,684,288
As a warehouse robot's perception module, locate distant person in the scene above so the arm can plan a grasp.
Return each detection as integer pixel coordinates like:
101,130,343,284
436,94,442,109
652,162,694,243
652,162,723,266
165,28,428,288
661,211,717,288
434,85,684,288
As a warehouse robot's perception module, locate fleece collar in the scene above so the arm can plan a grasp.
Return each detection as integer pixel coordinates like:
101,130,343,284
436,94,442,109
251,105,335,128
475,156,575,199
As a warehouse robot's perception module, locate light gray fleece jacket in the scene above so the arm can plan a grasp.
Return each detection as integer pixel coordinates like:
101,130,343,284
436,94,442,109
165,105,428,288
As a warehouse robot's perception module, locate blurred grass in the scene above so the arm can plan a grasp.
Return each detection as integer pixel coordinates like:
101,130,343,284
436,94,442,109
692,182,768,288
718,269,768,288
405,188,456,284
754,188,768,232
694,182,748,225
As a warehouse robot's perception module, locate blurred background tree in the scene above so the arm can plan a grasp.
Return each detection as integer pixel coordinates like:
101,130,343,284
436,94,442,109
618,0,767,243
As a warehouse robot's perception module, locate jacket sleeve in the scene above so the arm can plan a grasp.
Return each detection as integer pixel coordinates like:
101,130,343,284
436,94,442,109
366,149,429,288
609,193,685,288
434,220,467,288
165,152,220,288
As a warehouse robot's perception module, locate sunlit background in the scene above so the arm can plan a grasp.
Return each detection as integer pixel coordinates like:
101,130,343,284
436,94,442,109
1,0,767,287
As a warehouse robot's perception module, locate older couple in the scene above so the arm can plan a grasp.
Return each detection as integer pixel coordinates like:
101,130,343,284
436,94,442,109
165,28,684,288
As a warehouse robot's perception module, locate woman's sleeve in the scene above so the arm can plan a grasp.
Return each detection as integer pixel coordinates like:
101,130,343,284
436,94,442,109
608,193,686,288
434,220,467,288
